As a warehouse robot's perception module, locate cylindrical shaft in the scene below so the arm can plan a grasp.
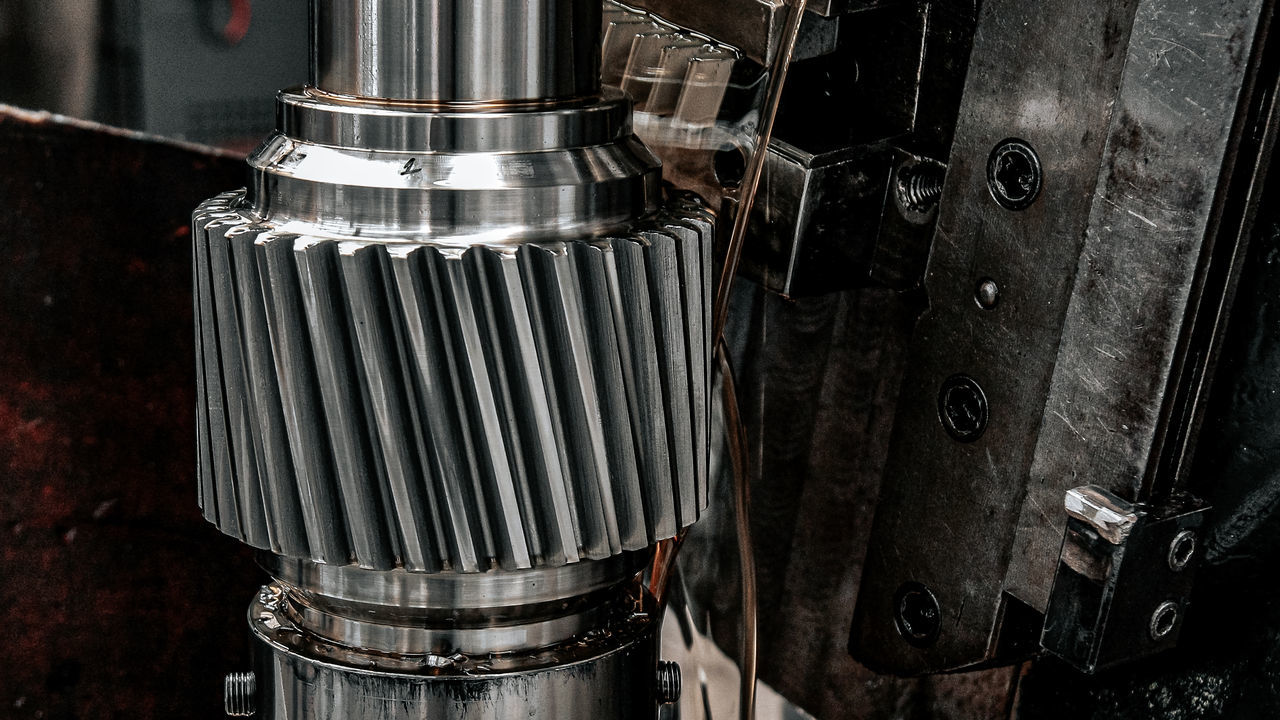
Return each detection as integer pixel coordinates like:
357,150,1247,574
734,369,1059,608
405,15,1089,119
311,0,602,104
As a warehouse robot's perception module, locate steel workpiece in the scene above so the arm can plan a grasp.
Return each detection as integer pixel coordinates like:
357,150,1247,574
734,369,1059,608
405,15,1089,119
194,0,712,717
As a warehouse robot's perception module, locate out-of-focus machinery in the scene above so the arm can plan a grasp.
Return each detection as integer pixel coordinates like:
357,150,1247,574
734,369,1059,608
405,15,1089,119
189,0,1280,717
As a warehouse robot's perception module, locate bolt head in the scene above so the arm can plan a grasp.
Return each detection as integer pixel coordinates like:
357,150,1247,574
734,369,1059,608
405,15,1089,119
1149,601,1180,641
893,582,941,648
1168,530,1197,572
987,139,1042,210
938,375,989,442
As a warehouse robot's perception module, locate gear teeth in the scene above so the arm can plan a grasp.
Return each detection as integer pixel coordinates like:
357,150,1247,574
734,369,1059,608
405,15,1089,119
638,228,698,527
602,235,678,541
194,191,714,572
257,232,351,565
228,223,309,559
567,241,649,552
293,237,400,571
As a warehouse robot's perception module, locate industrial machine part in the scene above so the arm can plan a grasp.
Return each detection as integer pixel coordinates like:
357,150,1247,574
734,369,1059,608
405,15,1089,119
612,0,1279,711
192,0,715,716
178,0,1280,716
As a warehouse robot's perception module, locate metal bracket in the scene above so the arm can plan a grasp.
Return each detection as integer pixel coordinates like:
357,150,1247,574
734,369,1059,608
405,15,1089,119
1040,486,1209,674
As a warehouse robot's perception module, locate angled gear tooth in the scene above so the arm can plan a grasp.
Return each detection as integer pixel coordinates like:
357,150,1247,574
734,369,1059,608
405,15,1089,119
229,224,310,559
193,216,213,516
339,242,443,573
520,243,614,560
661,216,712,516
483,245,587,566
194,206,239,535
295,237,397,570
567,242,648,551
669,206,717,515
389,245,484,572
424,247,499,567
445,249,532,570
638,228,698,527
257,233,349,565
603,236,677,542
469,248,551,566
205,212,271,548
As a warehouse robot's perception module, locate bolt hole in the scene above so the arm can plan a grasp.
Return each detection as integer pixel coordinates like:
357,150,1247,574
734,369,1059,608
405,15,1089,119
713,147,747,189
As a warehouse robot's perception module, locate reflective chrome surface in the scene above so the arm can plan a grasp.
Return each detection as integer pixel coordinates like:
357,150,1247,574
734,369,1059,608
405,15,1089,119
264,550,649,612
264,551,649,655
279,88,633,153
252,606,660,720
248,130,660,244
312,0,602,103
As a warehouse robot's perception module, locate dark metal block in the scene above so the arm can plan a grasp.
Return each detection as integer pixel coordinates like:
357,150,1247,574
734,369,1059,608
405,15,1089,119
1041,486,1209,673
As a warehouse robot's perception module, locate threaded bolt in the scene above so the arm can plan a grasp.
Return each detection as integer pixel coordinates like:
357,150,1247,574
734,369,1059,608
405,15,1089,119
224,672,257,717
655,661,682,704
897,165,946,212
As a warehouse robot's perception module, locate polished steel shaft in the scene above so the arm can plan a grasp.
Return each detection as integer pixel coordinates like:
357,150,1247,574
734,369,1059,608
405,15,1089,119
312,0,602,103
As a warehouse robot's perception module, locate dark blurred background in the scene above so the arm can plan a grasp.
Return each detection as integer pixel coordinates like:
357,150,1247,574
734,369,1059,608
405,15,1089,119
0,4,308,719
0,0,306,150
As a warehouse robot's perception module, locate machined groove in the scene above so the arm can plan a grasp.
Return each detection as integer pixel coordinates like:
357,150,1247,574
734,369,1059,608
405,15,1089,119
194,191,713,572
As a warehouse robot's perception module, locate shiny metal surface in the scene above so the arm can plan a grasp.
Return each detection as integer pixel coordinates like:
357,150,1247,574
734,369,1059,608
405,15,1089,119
248,585,662,719
264,551,649,611
312,0,602,103
194,1,711,716
194,192,713,571
278,88,634,153
259,547,649,656
248,131,660,244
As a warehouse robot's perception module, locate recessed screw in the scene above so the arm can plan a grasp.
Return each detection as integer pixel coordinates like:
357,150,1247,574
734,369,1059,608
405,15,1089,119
655,661,682,704
987,139,1042,210
975,278,1000,309
1149,601,1179,641
938,375,989,442
893,582,941,648
224,671,257,717
1168,530,1197,572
